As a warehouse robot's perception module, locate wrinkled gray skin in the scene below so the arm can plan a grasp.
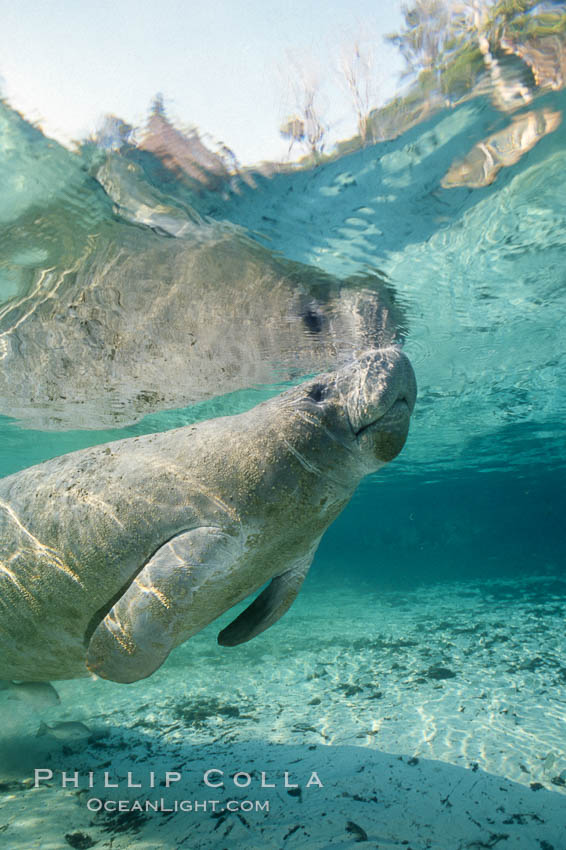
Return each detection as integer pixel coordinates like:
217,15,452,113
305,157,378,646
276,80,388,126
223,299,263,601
0,349,416,684
0,219,404,430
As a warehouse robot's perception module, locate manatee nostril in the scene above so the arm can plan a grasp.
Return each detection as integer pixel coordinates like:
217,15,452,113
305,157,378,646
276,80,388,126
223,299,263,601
303,309,323,333
307,384,326,403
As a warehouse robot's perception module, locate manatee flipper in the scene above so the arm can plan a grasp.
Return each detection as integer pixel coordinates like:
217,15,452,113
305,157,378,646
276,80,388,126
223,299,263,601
217,551,315,647
86,527,240,684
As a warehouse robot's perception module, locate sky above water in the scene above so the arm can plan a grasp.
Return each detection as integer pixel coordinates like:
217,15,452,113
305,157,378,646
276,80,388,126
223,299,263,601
0,0,404,163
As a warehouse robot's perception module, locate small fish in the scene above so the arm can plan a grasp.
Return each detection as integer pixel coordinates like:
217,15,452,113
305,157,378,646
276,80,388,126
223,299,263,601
346,820,368,842
36,721,91,741
0,680,60,708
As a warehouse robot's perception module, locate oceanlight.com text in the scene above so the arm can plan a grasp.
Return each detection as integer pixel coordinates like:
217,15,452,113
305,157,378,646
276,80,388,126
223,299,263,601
85,797,270,813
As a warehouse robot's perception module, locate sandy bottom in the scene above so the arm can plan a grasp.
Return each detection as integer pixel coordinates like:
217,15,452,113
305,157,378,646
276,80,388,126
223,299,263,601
1,573,565,848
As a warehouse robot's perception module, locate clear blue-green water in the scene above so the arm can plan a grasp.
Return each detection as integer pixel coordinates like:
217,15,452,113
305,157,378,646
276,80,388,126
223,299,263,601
1,27,566,849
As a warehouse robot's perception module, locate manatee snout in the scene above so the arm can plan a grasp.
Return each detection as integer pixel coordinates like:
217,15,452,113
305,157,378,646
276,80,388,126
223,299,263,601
347,347,417,465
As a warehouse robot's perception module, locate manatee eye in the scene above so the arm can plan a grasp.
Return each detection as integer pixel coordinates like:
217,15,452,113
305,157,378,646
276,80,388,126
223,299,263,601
303,309,323,334
307,384,326,403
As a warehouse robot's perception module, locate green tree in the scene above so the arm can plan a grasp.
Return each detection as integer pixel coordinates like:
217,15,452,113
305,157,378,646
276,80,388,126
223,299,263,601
386,0,451,78
450,0,533,109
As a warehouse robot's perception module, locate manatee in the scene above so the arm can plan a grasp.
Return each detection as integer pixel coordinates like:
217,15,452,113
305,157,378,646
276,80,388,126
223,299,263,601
0,209,405,431
0,348,416,684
